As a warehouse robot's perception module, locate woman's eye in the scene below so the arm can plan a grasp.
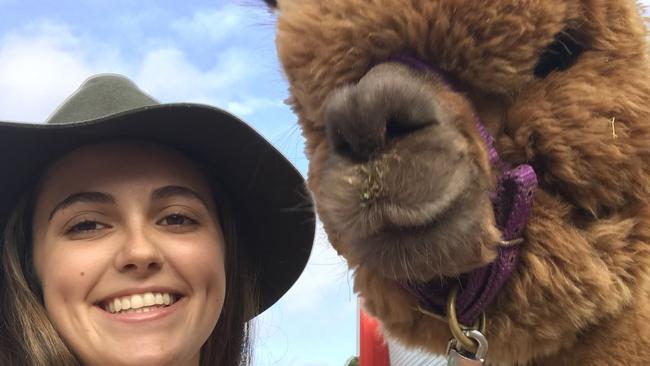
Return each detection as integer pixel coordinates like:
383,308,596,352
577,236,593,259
67,220,108,234
534,28,585,78
158,214,197,226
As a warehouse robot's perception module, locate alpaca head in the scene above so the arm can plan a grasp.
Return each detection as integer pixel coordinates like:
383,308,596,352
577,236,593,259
261,2,650,360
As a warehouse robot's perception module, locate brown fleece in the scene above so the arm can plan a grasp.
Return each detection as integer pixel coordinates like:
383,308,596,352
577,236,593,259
266,0,650,364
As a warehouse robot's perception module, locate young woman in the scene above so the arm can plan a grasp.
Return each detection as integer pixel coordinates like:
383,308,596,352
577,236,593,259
0,74,315,366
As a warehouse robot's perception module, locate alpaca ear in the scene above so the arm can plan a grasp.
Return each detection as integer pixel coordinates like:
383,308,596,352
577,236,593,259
262,0,277,8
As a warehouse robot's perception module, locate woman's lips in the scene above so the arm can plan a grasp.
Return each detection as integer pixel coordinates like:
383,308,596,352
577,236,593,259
100,291,179,313
95,296,185,324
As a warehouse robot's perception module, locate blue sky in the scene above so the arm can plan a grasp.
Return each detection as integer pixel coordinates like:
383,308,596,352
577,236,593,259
0,1,356,365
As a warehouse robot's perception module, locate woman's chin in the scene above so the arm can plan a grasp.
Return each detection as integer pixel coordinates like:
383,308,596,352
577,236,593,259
83,343,197,366
81,303,202,366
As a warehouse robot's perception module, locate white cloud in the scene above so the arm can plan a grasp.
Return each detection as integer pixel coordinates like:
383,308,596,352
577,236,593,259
136,47,216,103
134,45,280,117
227,97,282,116
0,22,97,122
0,19,281,123
172,5,261,44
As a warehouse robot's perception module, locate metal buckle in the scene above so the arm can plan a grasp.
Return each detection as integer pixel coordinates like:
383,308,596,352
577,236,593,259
447,285,487,353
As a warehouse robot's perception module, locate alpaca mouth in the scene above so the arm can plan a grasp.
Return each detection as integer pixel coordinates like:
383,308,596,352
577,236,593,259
372,179,470,230
317,152,493,280
337,150,478,239
358,181,477,245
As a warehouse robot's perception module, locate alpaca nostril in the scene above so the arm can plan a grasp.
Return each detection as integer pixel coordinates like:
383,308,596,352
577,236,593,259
329,113,430,162
385,114,428,139
328,124,383,162
330,128,355,158
325,85,385,162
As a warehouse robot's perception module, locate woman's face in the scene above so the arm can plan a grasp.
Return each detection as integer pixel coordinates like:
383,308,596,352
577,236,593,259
32,141,226,366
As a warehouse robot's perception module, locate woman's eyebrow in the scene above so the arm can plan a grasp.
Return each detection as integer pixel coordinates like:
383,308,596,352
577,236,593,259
151,185,209,207
48,192,115,221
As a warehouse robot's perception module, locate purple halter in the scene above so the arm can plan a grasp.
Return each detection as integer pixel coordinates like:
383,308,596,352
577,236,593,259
386,55,539,325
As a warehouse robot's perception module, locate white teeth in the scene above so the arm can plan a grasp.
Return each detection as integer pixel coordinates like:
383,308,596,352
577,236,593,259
131,295,144,309
103,292,177,314
143,293,155,307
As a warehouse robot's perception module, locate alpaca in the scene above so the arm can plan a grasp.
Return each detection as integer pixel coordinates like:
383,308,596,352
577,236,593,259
261,1,650,364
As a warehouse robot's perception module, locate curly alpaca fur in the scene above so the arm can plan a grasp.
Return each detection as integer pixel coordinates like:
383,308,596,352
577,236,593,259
262,0,650,364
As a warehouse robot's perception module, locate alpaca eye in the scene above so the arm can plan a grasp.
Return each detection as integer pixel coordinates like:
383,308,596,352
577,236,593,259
534,29,584,78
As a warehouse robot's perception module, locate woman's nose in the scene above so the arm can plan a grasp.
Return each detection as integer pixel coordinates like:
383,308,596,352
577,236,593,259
114,226,164,274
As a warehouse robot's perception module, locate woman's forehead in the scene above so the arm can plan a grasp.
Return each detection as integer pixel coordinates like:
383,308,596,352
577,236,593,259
35,141,215,209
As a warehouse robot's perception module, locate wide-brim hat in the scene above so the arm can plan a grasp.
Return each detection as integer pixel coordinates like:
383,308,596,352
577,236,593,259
0,74,315,317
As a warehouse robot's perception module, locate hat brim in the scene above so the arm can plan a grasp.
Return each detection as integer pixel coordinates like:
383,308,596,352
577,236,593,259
0,104,315,317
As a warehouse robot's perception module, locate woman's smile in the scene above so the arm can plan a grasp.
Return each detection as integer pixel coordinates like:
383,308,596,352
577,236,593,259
99,290,179,314
96,292,185,324
96,288,183,320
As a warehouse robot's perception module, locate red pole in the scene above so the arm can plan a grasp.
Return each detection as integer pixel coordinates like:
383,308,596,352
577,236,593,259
359,308,390,366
